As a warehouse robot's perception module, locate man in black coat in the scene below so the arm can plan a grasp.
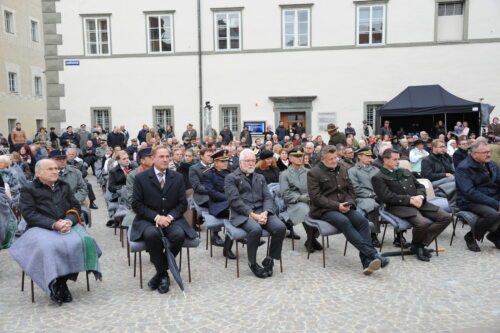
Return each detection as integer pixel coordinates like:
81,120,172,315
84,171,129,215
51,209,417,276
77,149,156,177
219,126,234,145
107,127,126,149
224,148,286,278
453,138,469,168
275,121,287,142
372,149,452,261
131,146,197,294
108,151,131,202
421,139,455,188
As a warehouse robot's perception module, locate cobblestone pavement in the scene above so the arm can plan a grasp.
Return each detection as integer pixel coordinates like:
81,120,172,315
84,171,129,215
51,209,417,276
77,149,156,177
1,176,499,333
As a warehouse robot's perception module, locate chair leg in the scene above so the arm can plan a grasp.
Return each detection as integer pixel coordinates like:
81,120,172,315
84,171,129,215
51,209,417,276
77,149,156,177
179,249,183,272
322,236,326,268
187,248,192,283
435,238,439,257
133,252,137,277
31,279,34,303
139,251,143,289
380,223,388,251
327,236,330,249
21,271,25,291
291,226,295,251
400,232,405,261
450,217,458,246
120,227,124,248
127,239,131,267
86,271,90,292
205,229,209,250
343,239,348,256
280,258,283,273
236,241,240,278
210,230,213,258
225,242,229,268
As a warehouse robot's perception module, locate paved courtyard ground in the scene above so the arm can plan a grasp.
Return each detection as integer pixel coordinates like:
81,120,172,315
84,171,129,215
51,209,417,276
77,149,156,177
1,176,499,333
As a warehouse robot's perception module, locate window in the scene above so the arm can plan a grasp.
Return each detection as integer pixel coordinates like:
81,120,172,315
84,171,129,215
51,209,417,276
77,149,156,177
4,10,14,34
84,17,110,55
220,106,240,133
92,108,111,133
365,104,384,129
215,12,241,51
357,5,385,45
147,14,173,53
34,76,42,96
36,119,44,131
282,8,310,48
8,72,17,93
8,119,17,133
30,20,39,42
438,2,463,16
154,106,173,129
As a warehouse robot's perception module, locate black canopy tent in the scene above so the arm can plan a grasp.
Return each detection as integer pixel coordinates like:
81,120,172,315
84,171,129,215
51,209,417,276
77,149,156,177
378,85,481,136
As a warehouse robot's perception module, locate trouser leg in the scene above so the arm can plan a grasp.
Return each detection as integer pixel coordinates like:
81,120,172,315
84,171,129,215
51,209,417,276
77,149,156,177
142,225,168,273
407,211,432,246
263,216,286,260
467,204,500,240
239,219,262,265
420,209,452,245
163,223,186,257
87,182,96,202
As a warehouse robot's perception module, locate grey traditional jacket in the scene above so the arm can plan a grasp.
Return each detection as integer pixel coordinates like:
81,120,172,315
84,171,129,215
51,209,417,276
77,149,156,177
279,166,310,225
59,167,88,204
224,168,275,227
348,162,380,214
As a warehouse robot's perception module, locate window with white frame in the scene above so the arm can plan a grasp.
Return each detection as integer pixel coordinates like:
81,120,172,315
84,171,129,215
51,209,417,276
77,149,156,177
215,12,241,51
438,2,463,16
92,108,111,133
84,17,110,55
221,106,240,133
4,10,14,34
30,19,39,42
8,72,17,93
365,104,384,130
282,8,310,48
34,76,42,96
357,5,385,45
147,14,173,53
154,107,173,129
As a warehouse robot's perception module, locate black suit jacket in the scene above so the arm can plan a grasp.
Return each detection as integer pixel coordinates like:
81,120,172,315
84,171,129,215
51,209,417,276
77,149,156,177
130,168,196,241
108,164,128,195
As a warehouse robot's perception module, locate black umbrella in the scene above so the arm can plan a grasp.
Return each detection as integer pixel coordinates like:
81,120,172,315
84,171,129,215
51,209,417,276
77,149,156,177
158,227,186,296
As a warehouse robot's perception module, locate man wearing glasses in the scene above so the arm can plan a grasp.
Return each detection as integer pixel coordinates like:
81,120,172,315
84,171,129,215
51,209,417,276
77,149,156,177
455,140,500,251
421,139,455,188
224,149,286,278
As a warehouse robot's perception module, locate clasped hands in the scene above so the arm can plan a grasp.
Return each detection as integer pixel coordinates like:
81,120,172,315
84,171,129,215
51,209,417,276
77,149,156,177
155,215,173,228
250,211,268,225
53,219,72,233
410,195,424,208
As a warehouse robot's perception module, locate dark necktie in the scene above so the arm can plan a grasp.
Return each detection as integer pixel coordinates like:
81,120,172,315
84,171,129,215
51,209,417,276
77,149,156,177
158,172,164,189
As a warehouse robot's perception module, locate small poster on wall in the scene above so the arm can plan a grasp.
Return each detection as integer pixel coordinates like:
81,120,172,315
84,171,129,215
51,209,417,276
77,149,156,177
317,112,337,131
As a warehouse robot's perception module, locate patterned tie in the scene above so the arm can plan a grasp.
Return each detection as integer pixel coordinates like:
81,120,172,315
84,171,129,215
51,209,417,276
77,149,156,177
158,172,164,189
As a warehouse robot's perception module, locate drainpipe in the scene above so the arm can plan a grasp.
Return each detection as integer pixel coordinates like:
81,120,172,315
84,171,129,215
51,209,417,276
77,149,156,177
197,0,203,138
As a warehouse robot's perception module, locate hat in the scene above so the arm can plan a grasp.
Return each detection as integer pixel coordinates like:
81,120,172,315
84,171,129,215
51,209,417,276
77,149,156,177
357,147,373,156
137,148,152,160
259,150,274,160
26,140,33,145
80,124,86,128
326,123,338,132
211,149,229,161
289,147,305,157
50,149,67,159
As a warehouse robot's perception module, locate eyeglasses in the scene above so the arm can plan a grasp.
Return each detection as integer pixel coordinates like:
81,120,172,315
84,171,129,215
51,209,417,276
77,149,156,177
242,159,256,163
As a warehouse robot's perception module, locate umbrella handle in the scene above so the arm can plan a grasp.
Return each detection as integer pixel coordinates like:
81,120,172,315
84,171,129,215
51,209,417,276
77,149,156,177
65,209,83,225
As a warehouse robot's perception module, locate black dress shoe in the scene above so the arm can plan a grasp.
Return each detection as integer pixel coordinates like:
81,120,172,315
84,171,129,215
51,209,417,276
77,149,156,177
158,273,170,294
410,245,432,259
59,282,73,303
89,202,98,209
261,257,274,277
249,263,268,279
49,282,63,306
371,233,381,248
415,247,431,262
211,233,225,247
106,220,115,227
223,248,236,260
312,237,323,250
464,232,481,252
374,254,390,268
286,231,301,240
486,233,500,249
393,235,411,249
147,273,162,290
285,222,301,240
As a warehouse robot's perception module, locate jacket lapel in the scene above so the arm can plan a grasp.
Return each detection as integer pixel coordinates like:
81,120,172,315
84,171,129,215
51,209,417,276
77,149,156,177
148,168,162,191
162,170,175,194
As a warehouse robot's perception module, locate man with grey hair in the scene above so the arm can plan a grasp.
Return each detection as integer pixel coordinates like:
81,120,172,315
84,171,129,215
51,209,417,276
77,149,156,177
455,140,500,251
225,149,286,278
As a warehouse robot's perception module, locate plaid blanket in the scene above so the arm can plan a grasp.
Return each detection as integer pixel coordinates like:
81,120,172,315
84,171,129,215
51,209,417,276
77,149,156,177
9,224,102,295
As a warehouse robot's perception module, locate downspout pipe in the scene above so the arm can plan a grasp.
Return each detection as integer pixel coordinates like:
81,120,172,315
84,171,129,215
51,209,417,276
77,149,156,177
197,0,203,138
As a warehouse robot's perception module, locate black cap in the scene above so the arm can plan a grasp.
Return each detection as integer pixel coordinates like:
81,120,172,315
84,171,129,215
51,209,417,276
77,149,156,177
137,148,152,160
211,149,229,161
50,149,67,159
259,150,274,160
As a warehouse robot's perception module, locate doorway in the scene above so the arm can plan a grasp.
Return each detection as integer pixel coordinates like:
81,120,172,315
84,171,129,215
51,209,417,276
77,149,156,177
280,112,306,133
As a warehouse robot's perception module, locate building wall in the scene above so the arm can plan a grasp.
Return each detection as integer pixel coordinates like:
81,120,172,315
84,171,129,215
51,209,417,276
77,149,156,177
0,0,46,139
49,0,500,138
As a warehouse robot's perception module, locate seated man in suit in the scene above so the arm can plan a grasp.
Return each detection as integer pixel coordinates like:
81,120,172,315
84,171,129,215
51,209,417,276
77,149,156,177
372,149,452,261
455,140,500,251
189,147,224,246
131,146,197,294
108,151,132,202
224,149,286,278
308,145,389,275
202,149,236,259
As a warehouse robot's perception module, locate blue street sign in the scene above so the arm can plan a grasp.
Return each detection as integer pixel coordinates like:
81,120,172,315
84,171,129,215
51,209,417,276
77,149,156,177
65,60,80,66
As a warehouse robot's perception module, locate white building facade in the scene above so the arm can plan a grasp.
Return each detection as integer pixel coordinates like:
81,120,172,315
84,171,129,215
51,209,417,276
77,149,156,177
45,0,500,139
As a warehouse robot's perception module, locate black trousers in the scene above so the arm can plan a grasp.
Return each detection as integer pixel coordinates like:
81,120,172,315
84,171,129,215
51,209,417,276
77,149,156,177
142,224,185,273
467,204,500,240
87,182,96,202
239,216,286,265
406,209,452,246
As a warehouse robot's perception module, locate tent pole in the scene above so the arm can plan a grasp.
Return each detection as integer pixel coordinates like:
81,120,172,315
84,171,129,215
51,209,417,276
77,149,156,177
444,113,447,133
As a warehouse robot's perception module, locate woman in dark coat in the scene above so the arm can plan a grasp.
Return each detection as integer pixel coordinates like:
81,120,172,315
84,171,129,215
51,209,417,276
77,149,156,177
255,150,280,184
276,148,290,172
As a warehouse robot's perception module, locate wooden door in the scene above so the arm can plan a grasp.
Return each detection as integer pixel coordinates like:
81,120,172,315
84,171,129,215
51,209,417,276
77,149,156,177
280,112,306,133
